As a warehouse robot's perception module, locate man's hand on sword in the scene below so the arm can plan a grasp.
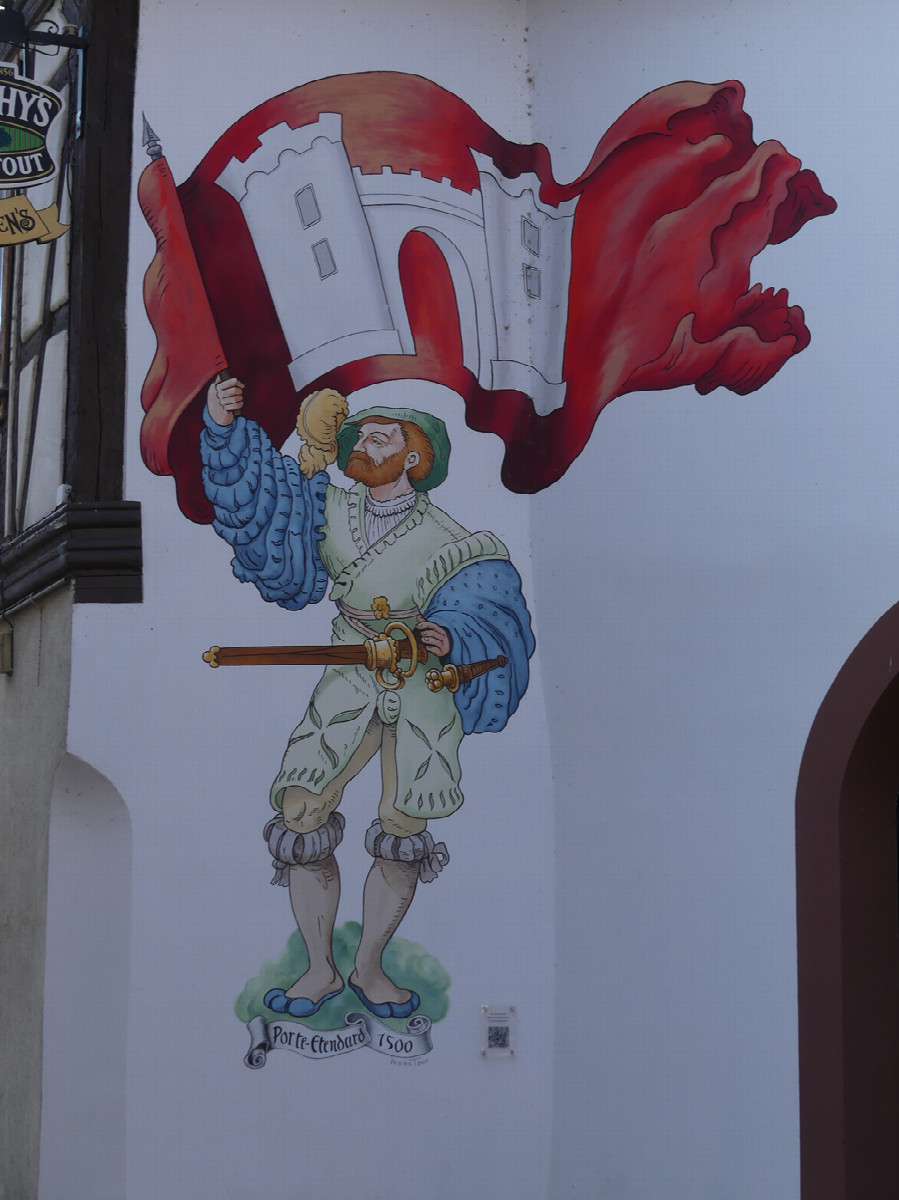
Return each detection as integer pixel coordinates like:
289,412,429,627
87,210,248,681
416,619,451,658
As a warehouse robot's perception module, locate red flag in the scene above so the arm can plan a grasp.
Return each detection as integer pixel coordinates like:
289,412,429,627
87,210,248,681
138,156,227,491
139,73,835,518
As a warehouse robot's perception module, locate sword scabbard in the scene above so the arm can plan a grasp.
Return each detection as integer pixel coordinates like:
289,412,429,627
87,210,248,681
202,643,369,668
203,633,508,695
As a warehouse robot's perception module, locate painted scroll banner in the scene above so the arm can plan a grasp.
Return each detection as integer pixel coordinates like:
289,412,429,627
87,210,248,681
244,1011,433,1067
0,197,67,245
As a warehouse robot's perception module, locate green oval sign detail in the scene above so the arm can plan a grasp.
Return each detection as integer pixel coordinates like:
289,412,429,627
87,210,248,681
0,65,64,187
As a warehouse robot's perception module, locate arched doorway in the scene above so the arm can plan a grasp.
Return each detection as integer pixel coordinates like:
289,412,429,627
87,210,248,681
38,754,131,1199
796,602,899,1198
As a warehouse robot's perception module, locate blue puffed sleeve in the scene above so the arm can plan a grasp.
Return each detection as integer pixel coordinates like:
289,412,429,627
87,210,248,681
423,560,535,734
200,411,329,609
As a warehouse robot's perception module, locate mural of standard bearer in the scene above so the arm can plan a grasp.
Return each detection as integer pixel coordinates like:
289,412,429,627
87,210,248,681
201,375,533,1020
138,71,835,1037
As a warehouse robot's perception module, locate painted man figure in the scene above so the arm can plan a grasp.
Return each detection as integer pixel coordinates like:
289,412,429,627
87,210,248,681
201,378,534,1021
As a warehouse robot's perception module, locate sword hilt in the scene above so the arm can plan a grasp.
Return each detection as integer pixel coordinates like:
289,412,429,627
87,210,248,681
201,623,421,690
367,621,419,690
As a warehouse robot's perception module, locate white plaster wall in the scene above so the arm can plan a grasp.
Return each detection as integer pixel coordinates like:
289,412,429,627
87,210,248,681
69,411,553,1200
0,589,72,1200
62,0,899,1197
527,2,899,1197
70,4,553,1199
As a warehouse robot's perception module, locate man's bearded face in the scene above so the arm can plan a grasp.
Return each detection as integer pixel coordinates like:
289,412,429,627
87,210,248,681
344,421,410,487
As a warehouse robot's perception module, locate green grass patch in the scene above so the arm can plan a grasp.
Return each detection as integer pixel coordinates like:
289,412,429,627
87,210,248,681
235,921,451,1030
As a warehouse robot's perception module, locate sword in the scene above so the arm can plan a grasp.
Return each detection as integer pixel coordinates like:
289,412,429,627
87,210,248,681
202,620,507,693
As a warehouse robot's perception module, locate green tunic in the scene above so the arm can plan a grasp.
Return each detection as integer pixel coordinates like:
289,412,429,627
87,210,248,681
270,482,509,820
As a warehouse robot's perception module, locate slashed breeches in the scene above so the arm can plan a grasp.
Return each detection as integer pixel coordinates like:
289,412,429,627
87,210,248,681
280,714,427,838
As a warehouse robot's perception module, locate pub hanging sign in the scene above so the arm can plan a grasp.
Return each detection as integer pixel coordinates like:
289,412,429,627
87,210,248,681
0,64,68,246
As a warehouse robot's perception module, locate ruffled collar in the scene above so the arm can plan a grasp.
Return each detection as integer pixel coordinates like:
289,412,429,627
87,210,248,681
346,481,428,557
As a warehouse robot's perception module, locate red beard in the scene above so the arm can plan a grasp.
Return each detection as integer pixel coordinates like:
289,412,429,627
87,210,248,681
344,447,409,489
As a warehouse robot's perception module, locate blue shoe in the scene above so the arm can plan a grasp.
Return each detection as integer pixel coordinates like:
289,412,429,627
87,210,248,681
263,985,344,1019
349,978,420,1020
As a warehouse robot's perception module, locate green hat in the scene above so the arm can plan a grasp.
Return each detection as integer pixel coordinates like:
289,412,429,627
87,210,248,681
336,406,451,491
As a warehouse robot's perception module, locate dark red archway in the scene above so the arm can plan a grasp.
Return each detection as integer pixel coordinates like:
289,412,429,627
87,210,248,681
398,229,466,373
796,602,899,1199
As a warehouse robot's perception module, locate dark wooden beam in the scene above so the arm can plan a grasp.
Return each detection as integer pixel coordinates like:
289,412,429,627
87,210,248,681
64,0,140,503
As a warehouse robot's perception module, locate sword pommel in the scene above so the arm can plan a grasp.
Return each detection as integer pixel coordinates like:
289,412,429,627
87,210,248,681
426,654,508,693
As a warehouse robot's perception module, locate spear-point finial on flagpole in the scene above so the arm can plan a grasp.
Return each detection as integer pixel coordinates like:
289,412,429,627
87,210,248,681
142,114,162,161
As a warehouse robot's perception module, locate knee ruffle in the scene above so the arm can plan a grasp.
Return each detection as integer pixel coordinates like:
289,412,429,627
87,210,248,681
364,819,450,883
264,811,345,885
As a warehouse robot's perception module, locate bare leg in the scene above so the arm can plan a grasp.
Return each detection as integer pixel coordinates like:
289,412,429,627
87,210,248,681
285,854,343,1002
352,857,419,1005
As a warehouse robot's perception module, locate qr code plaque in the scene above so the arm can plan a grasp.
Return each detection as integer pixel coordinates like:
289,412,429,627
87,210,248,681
481,1005,516,1057
488,1024,510,1050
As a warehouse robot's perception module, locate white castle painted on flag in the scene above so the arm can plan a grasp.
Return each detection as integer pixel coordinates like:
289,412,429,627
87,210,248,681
215,113,579,417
